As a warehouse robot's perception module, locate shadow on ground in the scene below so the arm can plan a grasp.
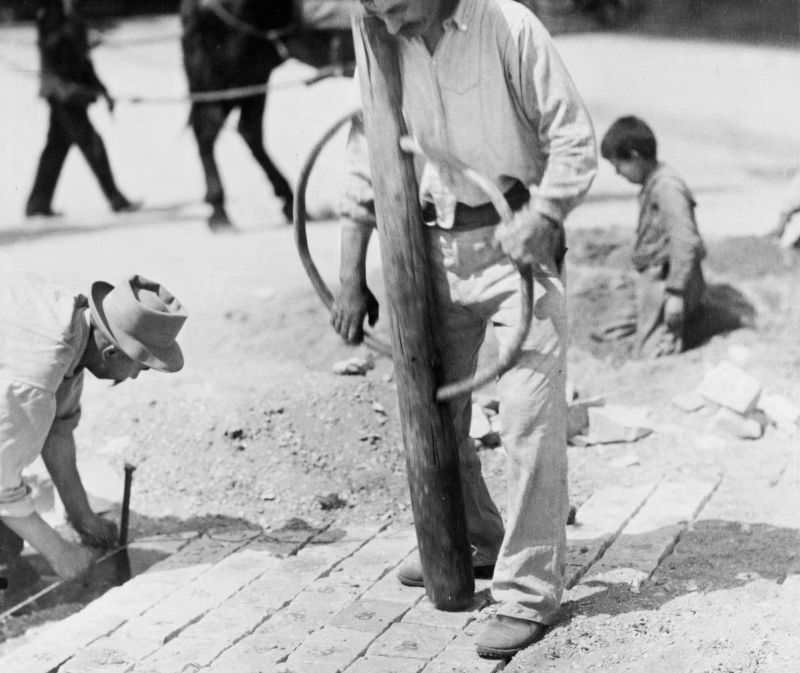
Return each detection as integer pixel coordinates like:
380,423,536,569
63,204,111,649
0,201,201,246
0,512,330,648
561,518,800,622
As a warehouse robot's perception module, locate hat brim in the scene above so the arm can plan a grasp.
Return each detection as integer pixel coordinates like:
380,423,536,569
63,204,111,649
88,281,184,373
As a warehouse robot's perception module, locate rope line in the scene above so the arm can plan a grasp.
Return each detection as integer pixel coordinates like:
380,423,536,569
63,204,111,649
0,59,352,104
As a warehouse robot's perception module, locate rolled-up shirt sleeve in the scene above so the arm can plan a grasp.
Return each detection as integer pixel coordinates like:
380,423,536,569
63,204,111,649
506,17,597,223
339,112,377,229
0,373,82,519
0,382,57,518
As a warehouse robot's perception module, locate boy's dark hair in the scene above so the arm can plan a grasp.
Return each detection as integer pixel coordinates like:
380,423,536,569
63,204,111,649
600,116,658,161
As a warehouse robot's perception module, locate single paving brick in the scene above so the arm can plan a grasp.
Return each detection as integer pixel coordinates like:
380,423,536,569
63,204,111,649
285,625,374,667
367,622,454,660
0,645,72,673
332,532,420,583
205,630,300,673
276,660,344,673
330,598,408,632
59,635,159,673
131,634,225,672
343,654,425,673
359,565,425,605
292,576,366,610
401,592,488,630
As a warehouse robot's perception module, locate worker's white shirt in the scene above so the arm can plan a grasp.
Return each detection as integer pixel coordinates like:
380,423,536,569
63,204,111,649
343,0,597,229
0,262,87,518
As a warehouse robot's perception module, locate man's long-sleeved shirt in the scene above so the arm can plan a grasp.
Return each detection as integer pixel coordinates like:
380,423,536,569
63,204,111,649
341,0,597,230
633,163,706,293
0,262,88,518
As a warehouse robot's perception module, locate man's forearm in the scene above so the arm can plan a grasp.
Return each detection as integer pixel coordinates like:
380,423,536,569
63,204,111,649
2,511,71,560
340,220,373,286
41,431,93,524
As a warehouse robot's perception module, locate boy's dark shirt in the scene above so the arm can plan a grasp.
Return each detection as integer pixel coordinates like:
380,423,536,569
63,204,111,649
37,8,105,105
633,163,706,293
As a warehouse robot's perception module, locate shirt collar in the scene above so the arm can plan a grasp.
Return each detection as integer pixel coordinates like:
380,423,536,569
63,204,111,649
443,0,472,32
65,297,91,379
639,162,665,198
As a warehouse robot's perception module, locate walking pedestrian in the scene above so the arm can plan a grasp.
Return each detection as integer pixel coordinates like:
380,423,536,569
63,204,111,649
25,0,139,218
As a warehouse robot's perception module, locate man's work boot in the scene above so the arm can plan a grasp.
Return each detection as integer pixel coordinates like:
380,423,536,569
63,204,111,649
475,614,547,659
396,552,495,588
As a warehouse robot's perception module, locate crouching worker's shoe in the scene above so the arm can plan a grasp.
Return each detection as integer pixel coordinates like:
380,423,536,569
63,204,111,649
475,615,547,659
396,552,495,588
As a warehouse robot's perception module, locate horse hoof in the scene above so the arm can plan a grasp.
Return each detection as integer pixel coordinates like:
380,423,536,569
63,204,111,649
208,214,236,233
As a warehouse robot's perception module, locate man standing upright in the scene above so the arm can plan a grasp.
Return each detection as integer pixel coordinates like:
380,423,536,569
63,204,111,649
332,0,596,658
25,0,139,218
0,262,186,581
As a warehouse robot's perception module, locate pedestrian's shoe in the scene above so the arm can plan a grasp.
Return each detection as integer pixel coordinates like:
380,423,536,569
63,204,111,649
396,552,495,588
475,615,547,659
25,206,62,218
111,197,143,213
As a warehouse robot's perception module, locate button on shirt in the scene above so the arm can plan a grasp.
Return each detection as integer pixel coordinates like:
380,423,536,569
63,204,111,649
0,263,88,518
342,0,597,229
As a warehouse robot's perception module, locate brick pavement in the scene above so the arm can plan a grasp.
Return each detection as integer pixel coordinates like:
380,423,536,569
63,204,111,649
0,473,748,673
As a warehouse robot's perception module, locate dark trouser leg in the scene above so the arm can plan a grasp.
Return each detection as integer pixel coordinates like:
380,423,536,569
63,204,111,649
0,519,24,562
26,103,71,215
54,102,128,207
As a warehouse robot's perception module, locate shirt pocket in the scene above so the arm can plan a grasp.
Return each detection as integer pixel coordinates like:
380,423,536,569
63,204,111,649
438,68,479,95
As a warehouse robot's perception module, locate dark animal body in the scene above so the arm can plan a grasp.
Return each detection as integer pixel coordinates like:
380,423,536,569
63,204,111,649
180,0,355,230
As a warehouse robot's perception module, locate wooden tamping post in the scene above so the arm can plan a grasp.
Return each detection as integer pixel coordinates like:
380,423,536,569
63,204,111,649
351,15,474,610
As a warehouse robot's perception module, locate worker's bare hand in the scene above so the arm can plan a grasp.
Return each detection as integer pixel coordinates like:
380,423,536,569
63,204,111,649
494,205,562,272
72,513,118,549
331,282,379,344
48,541,95,581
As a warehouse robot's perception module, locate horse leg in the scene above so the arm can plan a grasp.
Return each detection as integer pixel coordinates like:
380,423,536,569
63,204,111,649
238,96,294,223
190,103,233,230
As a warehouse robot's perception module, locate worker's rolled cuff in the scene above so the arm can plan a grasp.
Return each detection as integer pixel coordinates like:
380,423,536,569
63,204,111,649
0,482,36,518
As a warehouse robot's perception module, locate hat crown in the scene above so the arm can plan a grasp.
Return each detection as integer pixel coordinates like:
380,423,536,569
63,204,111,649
107,276,187,349
90,275,187,372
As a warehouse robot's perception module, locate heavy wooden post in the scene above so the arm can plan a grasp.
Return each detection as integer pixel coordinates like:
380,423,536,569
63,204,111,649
351,15,474,610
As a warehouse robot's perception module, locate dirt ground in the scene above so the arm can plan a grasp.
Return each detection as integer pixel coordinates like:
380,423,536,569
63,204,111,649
1,6,799,669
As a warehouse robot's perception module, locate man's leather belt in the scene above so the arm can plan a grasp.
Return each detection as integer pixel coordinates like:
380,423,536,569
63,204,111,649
422,181,531,231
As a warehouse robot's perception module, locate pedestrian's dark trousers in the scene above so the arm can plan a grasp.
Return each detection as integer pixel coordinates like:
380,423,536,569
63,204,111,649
26,100,124,213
